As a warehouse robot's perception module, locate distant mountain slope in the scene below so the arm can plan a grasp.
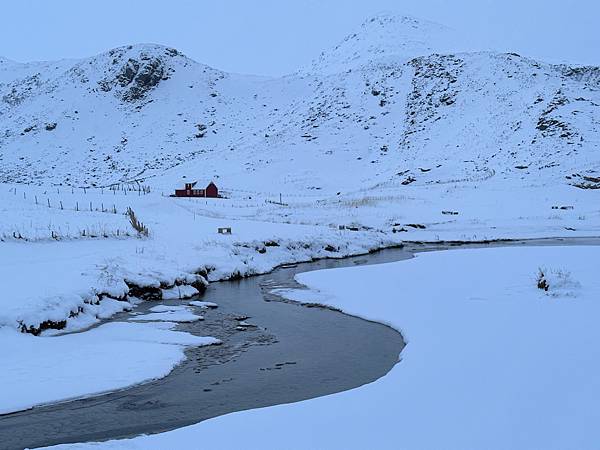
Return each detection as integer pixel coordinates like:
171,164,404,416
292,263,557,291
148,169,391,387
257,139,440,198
0,14,598,193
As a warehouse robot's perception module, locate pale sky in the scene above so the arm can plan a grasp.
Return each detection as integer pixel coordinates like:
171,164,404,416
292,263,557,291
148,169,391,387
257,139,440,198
1,0,598,75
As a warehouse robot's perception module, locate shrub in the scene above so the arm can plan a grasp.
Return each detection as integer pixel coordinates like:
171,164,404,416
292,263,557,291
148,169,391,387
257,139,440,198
126,207,149,237
536,268,549,291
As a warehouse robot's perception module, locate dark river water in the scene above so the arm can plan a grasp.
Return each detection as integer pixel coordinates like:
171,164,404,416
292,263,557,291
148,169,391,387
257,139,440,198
3,237,598,450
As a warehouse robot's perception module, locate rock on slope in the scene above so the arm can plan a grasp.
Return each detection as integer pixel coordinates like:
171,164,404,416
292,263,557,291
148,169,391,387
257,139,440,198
0,14,598,192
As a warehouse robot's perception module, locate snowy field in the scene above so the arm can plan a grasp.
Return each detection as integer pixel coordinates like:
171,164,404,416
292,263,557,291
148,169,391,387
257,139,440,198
0,181,404,417
0,182,402,332
2,178,598,332
49,245,600,450
1,176,598,420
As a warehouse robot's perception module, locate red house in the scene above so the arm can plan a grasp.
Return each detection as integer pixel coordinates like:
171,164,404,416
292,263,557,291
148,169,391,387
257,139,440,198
174,180,219,198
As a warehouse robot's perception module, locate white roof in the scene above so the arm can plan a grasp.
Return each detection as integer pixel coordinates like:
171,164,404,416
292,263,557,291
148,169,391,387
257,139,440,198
175,178,216,190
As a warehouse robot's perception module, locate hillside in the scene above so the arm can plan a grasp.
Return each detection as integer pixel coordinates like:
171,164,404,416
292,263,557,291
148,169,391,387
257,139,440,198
0,14,598,195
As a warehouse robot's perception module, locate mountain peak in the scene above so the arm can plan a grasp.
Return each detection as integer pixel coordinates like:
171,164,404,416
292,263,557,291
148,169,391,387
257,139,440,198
305,12,468,74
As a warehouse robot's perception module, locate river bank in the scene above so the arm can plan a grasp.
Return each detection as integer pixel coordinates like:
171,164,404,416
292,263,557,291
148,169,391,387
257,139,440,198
1,246,409,450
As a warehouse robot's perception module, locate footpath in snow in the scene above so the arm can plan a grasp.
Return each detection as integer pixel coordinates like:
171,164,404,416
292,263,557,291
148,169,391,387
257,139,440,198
49,245,600,450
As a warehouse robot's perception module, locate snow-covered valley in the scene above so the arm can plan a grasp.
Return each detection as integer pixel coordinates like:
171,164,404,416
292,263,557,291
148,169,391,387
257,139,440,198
0,10,599,450
1,13,598,332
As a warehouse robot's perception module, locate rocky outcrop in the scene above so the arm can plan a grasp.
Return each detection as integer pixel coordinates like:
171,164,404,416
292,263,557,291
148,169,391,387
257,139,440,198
97,48,172,102
122,56,165,102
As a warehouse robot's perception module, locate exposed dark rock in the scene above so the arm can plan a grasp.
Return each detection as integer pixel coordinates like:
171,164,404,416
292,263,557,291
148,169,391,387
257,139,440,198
401,175,416,185
125,280,162,300
123,57,164,102
195,123,207,138
535,90,576,140
20,319,67,335
117,59,140,87
97,54,166,103
188,275,209,294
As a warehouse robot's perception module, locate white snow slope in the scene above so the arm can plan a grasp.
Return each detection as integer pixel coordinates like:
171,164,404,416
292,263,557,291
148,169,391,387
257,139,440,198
0,14,598,192
50,245,600,450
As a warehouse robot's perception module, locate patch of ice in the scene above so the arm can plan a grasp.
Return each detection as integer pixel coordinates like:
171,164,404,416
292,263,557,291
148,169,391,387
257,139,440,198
130,309,203,322
188,301,218,309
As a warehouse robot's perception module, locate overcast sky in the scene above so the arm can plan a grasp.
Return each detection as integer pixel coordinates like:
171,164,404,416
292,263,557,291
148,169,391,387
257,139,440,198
1,0,598,75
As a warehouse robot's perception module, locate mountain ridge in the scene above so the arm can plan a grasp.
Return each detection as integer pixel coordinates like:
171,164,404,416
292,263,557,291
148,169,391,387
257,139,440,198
0,13,598,193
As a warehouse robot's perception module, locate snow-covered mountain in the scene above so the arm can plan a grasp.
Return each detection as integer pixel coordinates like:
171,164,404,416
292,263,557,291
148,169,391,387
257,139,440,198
0,14,598,193
303,13,470,75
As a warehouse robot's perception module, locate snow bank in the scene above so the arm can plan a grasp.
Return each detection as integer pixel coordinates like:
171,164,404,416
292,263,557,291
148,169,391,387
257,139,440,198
0,190,400,333
1,321,219,415
161,285,199,300
53,245,600,449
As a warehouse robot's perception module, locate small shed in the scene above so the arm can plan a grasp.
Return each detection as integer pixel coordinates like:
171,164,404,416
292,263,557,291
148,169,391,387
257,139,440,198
174,180,219,198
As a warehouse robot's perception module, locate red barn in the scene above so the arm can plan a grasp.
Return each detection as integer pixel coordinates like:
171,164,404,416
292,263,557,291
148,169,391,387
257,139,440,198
174,180,219,198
